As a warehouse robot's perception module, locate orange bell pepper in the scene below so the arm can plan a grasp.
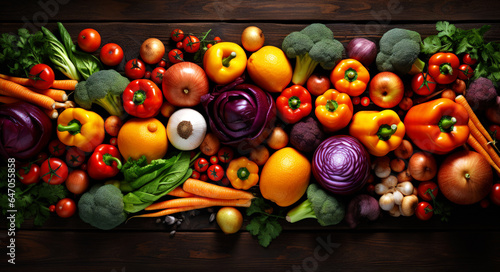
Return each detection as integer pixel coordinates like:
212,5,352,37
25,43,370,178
226,156,259,190
349,110,405,157
404,98,469,154
203,42,247,85
315,89,353,132
330,59,370,97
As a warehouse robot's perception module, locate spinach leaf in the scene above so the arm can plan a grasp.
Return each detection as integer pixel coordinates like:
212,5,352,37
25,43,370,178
41,26,80,80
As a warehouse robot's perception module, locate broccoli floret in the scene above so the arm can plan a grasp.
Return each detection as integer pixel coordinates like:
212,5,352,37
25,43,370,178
78,184,127,230
286,183,345,226
74,69,129,117
465,77,498,110
376,28,425,75
282,23,344,85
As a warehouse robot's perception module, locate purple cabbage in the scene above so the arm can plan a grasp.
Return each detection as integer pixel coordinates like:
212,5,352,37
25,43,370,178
201,77,276,152
0,102,53,160
312,135,371,195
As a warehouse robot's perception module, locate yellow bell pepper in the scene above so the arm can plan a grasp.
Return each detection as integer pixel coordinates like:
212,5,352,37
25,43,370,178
203,42,247,85
56,108,105,153
349,110,405,157
226,156,259,190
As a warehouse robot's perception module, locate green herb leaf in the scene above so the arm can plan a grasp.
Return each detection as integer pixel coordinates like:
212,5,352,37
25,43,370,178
421,35,442,55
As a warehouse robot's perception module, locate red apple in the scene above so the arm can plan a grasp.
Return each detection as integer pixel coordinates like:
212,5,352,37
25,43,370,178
306,73,331,96
369,72,404,108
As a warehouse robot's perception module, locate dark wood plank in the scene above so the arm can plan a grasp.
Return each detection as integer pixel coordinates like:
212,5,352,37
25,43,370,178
1,230,499,271
1,0,500,23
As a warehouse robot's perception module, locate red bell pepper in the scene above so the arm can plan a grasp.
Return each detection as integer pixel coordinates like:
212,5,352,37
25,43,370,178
428,52,460,85
276,85,312,124
122,79,163,118
87,144,122,180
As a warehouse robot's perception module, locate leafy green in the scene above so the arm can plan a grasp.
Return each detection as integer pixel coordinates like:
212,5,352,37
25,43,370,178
245,198,283,247
421,21,500,84
41,26,80,81
0,167,69,228
0,28,50,77
121,155,180,191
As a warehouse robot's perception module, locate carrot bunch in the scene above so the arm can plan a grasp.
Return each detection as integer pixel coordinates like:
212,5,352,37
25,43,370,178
128,178,255,219
455,95,500,174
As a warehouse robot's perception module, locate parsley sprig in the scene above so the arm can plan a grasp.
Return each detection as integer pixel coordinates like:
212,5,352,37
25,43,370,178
245,197,284,247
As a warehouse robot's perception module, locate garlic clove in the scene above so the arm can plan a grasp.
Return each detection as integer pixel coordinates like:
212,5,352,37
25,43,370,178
393,190,404,206
374,183,389,195
397,181,414,196
379,193,395,211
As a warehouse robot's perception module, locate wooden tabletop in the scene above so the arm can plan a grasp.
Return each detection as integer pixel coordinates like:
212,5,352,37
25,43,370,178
1,0,500,271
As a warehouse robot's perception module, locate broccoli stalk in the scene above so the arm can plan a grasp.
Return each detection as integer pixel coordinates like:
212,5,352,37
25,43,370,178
93,91,125,117
286,183,345,226
293,53,319,87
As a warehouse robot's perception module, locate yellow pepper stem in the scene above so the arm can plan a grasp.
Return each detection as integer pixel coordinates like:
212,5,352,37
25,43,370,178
237,167,250,180
222,52,236,67
57,119,82,135
377,124,398,141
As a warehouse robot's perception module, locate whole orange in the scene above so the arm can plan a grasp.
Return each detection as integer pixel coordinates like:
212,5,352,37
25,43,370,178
247,46,292,93
117,117,168,163
259,147,311,207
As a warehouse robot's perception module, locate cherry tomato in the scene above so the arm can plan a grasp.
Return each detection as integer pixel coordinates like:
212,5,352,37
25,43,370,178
183,35,200,53
40,158,69,185
458,64,474,80
29,64,55,90
398,97,413,111
191,170,201,180
415,201,433,221
65,170,89,195
490,183,500,206
208,164,224,182
77,28,101,53
489,125,500,141
65,147,86,168
411,72,437,96
80,163,87,171
100,43,124,66
109,137,118,146
218,147,234,163
171,29,185,42
144,71,151,79
417,181,439,201
306,73,330,96
158,60,166,67
18,163,41,185
200,174,208,182
361,97,370,107
220,177,230,186
151,67,166,85
36,152,49,163
352,96,360,105
49,205,56,212
206,44,213,49
463,53,478,65
176,42,183,49
214,37,222,43
168,49,184,64
55,198,76,218
124,58,146,79
210,155,219,165
48,139,66,157
194,157,209,173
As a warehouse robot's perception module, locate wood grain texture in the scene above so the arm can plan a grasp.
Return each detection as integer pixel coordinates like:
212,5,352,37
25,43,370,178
1,0,500,22
1,230,499,271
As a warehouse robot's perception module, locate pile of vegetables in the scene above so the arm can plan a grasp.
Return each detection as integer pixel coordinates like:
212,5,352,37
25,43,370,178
2,20,500,250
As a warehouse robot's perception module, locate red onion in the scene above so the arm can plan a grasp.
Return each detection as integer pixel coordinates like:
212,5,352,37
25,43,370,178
346,38,377,67
312,135,371,195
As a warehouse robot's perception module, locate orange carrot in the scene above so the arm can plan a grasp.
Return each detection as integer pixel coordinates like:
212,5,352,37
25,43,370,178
182,178,255,200
43,108,59,119
145,196,252,211
129,205,211,219
29,87,68,102
52,79,78,91
0,95,21,104
0,78,55,109
468,119,500,173
467,134,500,174
456,95,495,144
0,74,31,86
167,187,196,198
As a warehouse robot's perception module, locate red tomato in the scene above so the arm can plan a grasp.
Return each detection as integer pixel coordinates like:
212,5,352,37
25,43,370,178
48,139,66,157
183,35,200,53
49,205,55,213
458,64,474,80
171,29,185,42
65,147,86,168
144,71,151,79
208,164,224,182
124,58,146,79
29,64,55,90
214,37,222,43
77,28,101,53
55,198,76,218
417,181,439,201
109,137,118,146
207,44,213,49
360,97,370,107
210,155,219,165
151,67,166,85
176,42,183,49
18,163,40,185
490,183,500,206
40,158,68,185
462,53,478,65
100,43,124,66
65,170,89,195
415,201,433,221
218,147,234,163
36,152,49,163
191,170,201,179
411,72,437,96
220,177,230,186
200,174,208,182
80,163,87,171
158,60,166,67
306,74,330,96
168,49,184,64
194,157,209,173
489,125,500,141
352,96,360,105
